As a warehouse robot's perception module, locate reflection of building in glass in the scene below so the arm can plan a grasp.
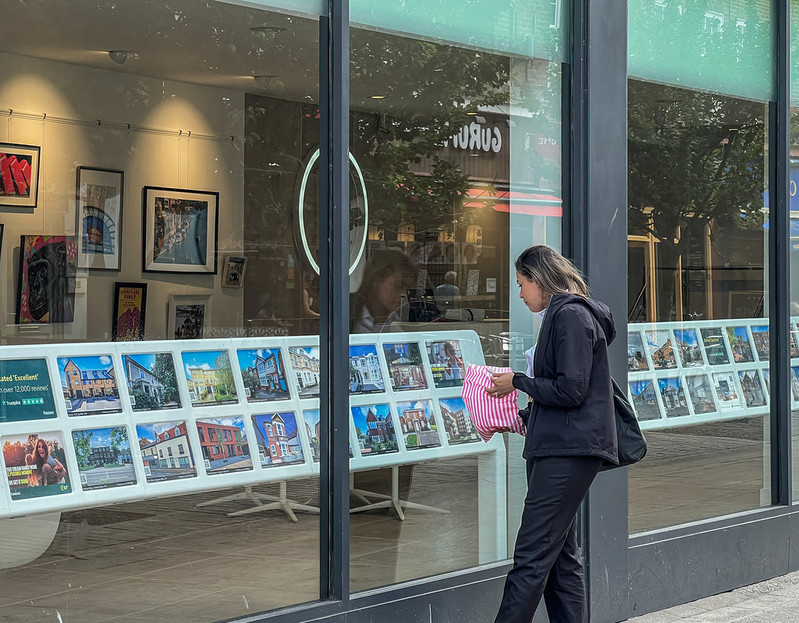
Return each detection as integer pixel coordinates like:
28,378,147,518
440,404,474,438
650,338,675,368
751,329,769,359
627,337,647,370
186,366,217,401
305,419,321,460
290,348,320,390
124,357,165,402
62,359,117,399
675,333,702,366
629,381,660,420
728,330,753,362
197,422,244,462
660,382,687,411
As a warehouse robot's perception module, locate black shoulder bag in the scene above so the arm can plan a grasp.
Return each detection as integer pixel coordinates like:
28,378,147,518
601,377,647,470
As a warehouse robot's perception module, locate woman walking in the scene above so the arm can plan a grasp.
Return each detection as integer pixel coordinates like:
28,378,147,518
487,245,618,623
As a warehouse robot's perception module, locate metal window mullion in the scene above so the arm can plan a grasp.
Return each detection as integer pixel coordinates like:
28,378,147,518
769,0,791,507
319,0,351,604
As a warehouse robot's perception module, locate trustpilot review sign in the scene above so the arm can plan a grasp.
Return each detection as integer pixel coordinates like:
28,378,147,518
0,358,57,423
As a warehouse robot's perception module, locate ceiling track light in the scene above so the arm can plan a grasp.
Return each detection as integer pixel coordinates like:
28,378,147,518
253,75,274,89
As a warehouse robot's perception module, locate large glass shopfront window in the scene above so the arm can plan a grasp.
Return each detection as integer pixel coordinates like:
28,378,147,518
341,1,567,592
0,1,324,621
790,0,799,503
627,0,774,532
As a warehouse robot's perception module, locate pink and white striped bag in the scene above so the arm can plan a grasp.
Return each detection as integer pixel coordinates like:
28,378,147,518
461,363,526,442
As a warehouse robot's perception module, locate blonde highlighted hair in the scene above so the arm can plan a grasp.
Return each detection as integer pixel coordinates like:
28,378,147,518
514,245,588,297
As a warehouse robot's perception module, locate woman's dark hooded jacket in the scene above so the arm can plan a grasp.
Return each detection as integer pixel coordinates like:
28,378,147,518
512,293,618,464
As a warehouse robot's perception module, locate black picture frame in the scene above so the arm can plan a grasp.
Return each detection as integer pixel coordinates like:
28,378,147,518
0,143,40,208
142,186,219,274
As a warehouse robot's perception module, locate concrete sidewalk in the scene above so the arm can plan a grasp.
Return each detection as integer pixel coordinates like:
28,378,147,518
626,571,799,622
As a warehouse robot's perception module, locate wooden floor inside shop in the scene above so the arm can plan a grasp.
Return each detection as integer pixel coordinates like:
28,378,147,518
0,458,482,623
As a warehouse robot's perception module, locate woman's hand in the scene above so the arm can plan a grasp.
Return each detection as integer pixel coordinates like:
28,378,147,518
486,372,515,398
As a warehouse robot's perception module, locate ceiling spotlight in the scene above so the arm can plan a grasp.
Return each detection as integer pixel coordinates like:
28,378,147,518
254,75,274,89
250,25,287,34
108,50,128,66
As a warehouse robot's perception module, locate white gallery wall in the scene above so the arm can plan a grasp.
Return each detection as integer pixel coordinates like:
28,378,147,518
0,51,245,344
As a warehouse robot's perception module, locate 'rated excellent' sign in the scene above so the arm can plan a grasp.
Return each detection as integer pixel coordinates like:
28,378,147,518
0,359,57,423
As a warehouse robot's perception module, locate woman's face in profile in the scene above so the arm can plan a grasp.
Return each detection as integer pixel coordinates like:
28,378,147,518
517,270,550,313
373,271,406,317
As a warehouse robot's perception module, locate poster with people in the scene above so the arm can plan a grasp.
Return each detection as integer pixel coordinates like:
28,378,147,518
2,432,72,499
426,340,466,388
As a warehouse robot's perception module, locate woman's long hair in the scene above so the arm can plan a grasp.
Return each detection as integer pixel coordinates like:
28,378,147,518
33,438,49,472
515,245,588,297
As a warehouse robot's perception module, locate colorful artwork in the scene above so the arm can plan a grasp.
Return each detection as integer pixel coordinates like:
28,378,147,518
396,400,440,449
289,347,320,398
351,404,398,455
2,432,71,500
112,283,147,341
72,427,136,490
122,353,181,411
76,167,123,270
57,355,122,416
251,412,304,467
237,348,290,402
181,350,237,406
16,235,77,324
383,343,427,391
349,345,385,394
196,417,252,475
427,340,467,387
0,143,39,208
136,421,197,482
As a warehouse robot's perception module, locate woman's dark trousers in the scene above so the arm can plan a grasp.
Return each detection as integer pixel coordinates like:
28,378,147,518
494,455,603,623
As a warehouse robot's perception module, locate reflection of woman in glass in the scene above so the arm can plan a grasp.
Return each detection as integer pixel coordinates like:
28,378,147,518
351,249,416,333
31,438,66,486
442,341,464,380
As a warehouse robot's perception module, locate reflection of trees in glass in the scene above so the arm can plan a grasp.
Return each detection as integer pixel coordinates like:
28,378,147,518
350,30,509,238
73,430,93,470
629,80,766,320
214,355,235,398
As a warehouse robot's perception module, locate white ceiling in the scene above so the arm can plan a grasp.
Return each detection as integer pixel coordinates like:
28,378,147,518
0,0,322,102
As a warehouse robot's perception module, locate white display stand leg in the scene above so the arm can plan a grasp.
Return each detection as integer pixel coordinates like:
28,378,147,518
0,512,61,570
196,483,319,522
349,465,450,521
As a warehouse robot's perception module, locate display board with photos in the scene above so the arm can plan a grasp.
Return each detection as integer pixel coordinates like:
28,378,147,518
0,331,503,520
627,319,780,430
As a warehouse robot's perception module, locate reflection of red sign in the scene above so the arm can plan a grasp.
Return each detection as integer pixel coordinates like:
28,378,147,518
533,135,560,159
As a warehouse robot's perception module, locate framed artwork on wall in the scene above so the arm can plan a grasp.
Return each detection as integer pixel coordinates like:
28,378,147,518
76,167,124,270
112,282,147,341
142,186,218,274
221,255,247,288
168,294,211,340
16,235,77,324
0,143,40,208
